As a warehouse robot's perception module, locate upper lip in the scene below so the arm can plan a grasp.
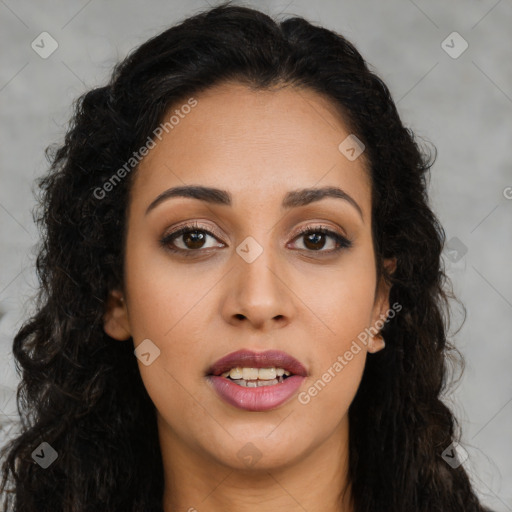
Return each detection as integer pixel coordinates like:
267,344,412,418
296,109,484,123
206,349,308,377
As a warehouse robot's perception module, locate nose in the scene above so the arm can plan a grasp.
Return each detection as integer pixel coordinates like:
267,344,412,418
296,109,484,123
221,244,295,332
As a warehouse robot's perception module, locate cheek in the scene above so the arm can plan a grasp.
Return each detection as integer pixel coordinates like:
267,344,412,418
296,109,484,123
123,230,214,341
298,349,366,423
125,269,210,405
297,277,371,422
293,253,375,412
122,237,213,405
295,256,377,345
303,283,371,400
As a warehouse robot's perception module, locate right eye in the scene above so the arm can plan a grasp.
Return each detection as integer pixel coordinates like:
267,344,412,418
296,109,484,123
160,222,225,254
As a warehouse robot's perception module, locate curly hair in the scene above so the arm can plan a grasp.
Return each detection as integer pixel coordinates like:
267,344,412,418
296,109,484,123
0,2,493,511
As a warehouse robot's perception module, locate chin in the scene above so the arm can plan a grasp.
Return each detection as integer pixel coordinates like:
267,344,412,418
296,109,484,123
208,435,308,472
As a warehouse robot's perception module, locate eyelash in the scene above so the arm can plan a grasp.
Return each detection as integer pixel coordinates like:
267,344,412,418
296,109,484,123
160,221,353,256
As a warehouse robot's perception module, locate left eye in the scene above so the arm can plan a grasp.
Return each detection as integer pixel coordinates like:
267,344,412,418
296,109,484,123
160,223,352,254
289,226,352,253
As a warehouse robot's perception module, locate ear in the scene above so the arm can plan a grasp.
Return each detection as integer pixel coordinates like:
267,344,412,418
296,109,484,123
369,257,397,353
103,289,132,340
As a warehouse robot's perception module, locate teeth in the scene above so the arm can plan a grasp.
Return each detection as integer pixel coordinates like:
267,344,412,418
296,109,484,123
258,368,276,380
219,367,291,380
229,367,243,379
242,368,259,380
237,378,279,387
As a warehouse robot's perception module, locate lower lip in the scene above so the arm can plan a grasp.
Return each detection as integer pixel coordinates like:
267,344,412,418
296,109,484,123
207,375,305,412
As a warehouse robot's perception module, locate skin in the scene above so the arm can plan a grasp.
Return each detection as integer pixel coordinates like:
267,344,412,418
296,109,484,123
103,81,396,512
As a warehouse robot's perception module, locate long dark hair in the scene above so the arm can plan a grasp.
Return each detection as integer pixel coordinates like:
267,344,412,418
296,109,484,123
0,2,491,511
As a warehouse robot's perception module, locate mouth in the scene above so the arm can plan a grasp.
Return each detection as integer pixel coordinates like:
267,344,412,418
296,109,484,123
205,349,307,411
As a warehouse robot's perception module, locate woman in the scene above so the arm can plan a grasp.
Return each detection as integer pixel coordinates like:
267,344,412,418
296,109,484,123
0,3,495,511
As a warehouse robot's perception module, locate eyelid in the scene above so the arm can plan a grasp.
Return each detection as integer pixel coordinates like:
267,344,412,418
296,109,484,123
161,220,225,242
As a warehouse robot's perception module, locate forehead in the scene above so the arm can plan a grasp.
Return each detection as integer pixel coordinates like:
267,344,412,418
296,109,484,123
130,81,371,216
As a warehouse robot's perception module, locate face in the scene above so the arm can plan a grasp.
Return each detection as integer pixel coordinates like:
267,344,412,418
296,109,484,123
103,81,395,473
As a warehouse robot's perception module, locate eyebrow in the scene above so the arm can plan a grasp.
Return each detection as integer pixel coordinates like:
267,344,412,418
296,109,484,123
145,185,363,221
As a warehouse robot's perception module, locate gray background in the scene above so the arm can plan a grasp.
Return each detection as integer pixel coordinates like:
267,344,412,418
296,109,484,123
0,0,511,509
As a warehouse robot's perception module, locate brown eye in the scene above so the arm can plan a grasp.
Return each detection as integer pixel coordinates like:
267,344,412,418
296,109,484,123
291,226,352,253
181,230,207,250
303,232,327,250
160,223,225,254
